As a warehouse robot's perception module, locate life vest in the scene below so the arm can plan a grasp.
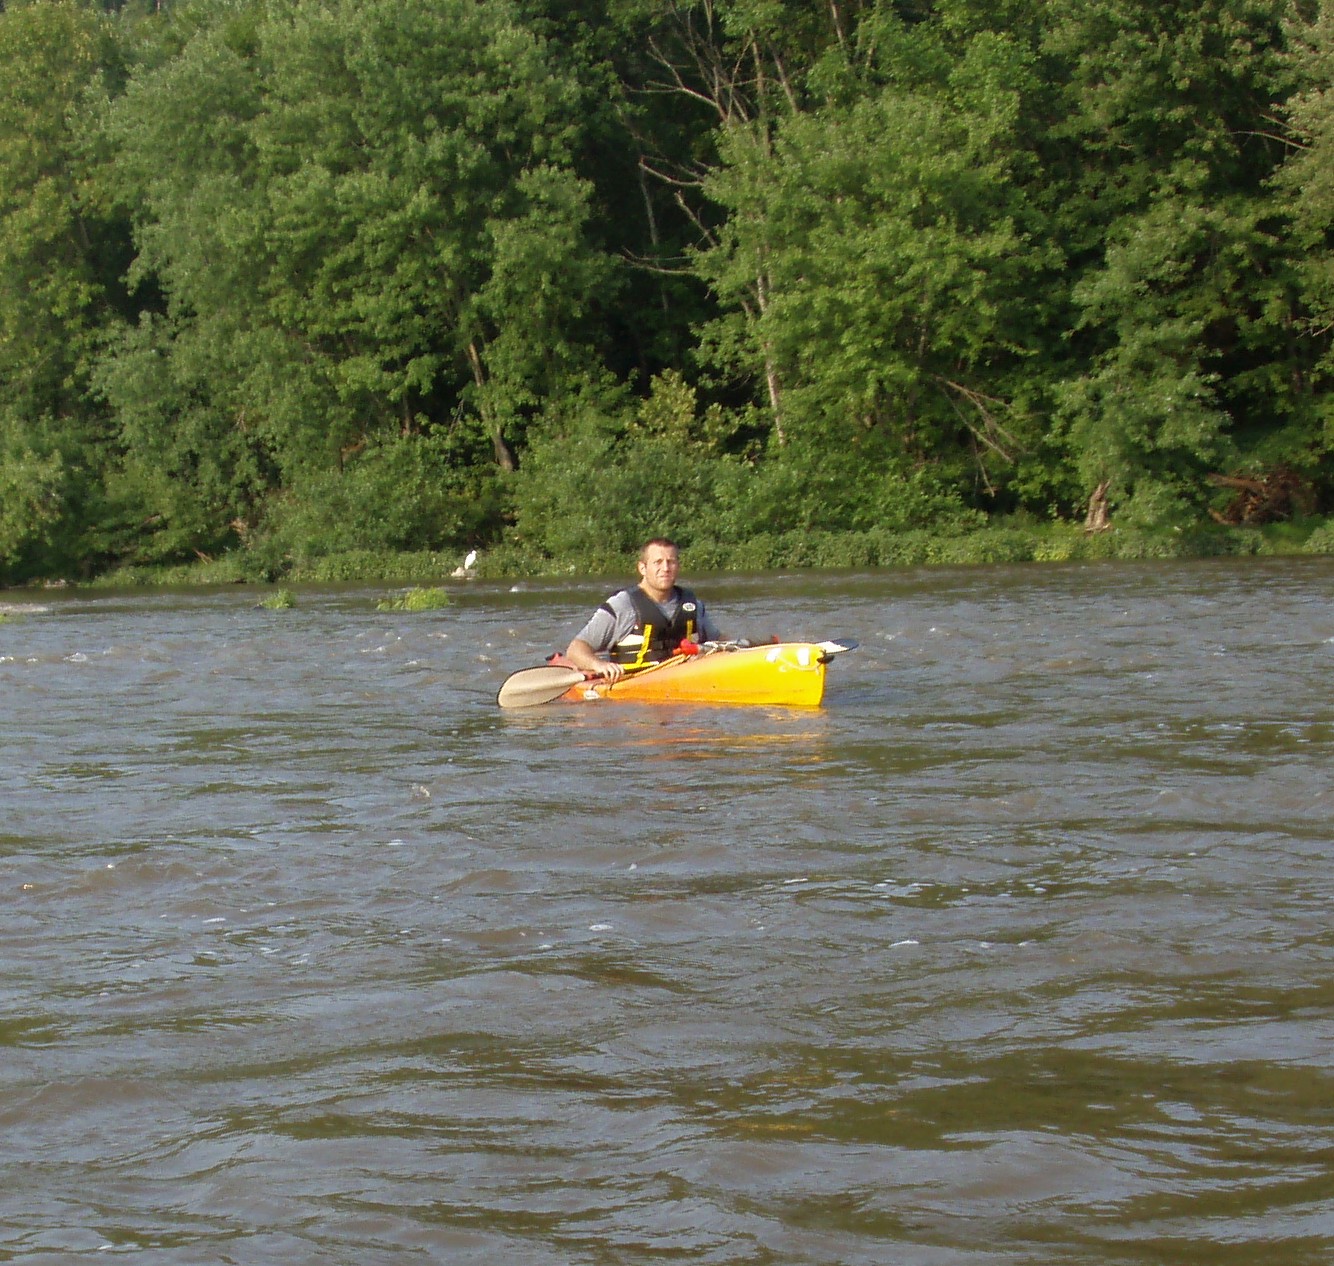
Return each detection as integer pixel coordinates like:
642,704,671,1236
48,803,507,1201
607,586,699,666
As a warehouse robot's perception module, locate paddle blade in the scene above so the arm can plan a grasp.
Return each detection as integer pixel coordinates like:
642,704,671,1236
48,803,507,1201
496,665,587,709
815,638,858,657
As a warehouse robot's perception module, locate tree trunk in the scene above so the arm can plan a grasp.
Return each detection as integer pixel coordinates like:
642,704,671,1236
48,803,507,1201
749,267,785,445
1083,481,1111,533
466,340,518,472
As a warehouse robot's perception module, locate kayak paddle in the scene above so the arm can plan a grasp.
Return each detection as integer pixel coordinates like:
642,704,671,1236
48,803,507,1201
496,664,588,709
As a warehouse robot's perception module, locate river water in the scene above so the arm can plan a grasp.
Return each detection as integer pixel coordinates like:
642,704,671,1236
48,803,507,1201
2,557,1331,1265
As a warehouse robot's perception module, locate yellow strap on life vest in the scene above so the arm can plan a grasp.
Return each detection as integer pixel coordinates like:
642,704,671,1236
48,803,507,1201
614,624,654,668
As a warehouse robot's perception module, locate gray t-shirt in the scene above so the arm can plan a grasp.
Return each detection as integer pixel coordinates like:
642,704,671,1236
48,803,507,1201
572,587,721,655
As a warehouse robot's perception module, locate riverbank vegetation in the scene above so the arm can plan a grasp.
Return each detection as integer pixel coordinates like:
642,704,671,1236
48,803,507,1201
2,0,1333,588
376,586,451,611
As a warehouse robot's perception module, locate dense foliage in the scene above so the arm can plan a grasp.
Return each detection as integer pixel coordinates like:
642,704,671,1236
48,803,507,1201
2,0,1332,583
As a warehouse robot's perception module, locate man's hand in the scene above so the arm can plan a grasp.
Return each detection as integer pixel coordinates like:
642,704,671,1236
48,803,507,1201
566,637,623,681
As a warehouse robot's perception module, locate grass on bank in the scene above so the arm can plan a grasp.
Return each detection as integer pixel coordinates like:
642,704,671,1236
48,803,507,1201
257,588,295,609
75,516,1334,589
376,586,450,611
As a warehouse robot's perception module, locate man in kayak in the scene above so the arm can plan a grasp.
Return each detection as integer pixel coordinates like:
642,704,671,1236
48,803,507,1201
563,537,722,683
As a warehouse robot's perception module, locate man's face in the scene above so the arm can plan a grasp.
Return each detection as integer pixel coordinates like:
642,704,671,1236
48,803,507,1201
638,545,680,596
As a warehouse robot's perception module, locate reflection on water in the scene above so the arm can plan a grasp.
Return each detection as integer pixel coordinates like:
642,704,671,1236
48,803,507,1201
1,558,1332,1264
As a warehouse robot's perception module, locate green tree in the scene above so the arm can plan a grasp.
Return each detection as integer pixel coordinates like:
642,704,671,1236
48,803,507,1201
692,8,1045,522
1040,0,1308,524
1276,0,1334,490
99,0,610,566
0,0,125,578
510,372,730,558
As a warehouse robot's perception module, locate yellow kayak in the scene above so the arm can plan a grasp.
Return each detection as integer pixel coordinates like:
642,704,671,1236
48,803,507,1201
497,641,856,709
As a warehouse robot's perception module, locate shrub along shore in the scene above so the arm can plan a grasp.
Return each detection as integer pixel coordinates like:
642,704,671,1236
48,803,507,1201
43,517,1328,592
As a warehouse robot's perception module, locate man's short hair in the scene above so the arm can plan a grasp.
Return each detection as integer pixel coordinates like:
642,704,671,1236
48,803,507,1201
639,537,678,558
